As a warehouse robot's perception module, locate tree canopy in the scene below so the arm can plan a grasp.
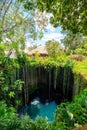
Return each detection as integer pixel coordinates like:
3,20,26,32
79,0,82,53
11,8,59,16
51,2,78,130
46,39,64,58
23,0,87,35
62,32,87,54
0,0,45,57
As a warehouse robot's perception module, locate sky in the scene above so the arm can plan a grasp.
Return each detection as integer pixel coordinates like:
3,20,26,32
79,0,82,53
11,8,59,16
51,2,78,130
26,12,65,48
26,24,65,47
35,26,64,45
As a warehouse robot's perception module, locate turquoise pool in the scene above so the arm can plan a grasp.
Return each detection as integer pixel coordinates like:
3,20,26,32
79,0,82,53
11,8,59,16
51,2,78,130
21,97,57,122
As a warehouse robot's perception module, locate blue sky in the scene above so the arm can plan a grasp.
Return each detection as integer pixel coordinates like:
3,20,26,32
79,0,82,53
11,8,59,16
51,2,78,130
26,25,64,47
26,12,65,47
35,26,64,45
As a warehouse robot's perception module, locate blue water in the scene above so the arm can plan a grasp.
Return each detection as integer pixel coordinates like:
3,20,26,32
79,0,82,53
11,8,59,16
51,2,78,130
21,97,57,122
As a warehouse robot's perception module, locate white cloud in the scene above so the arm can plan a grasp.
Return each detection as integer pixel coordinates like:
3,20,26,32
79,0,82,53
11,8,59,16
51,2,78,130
45,13,55,32
46,24,55,32
42,32,64,43
26,32,64,47
26,41,36,48
26,41,32,47
46,13,53,19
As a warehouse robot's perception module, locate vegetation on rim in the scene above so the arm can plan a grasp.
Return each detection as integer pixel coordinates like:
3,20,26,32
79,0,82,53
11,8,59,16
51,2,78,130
0,0,87,129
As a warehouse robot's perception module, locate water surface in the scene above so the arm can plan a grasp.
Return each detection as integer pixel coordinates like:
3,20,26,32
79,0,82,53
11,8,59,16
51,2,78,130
21,97,57,122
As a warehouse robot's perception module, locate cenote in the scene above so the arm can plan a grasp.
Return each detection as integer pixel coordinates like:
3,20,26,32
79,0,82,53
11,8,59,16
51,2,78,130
21,86,58,122
21,97,57,122
20,66,74,121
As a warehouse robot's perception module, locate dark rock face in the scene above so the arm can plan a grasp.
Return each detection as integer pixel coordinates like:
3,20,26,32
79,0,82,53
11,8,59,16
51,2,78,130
24,67,74,104
19,66,74,105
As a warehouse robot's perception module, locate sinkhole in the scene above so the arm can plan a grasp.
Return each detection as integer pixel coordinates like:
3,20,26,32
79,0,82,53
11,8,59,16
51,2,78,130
20,67,74,121
21,97,57,122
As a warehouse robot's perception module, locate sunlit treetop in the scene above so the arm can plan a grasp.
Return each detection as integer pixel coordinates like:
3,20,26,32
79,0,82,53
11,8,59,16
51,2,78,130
0,0,48,57
22,0,87,35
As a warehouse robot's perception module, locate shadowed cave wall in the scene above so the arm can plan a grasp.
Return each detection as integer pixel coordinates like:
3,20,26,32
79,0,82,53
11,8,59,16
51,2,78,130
18,66,74,106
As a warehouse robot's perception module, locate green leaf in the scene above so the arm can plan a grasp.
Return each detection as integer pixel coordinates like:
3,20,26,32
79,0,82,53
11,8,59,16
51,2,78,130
9,92,15,98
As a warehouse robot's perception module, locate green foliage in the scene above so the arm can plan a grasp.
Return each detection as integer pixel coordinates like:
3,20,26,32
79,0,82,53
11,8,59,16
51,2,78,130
22,0,87,35
6,119,20,130
0,56,23,106
75,48,85,55
0,0,87,129
14,80,24,91
0,88,87,130
0,0,43,60
46,40,64,58
73,59,87,77
19,116,34,130
0,101,17,130
55,88,87,129
9,91,15,98
62,33,87,54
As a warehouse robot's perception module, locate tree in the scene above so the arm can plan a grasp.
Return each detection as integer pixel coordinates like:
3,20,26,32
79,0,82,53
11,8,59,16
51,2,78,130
0,0,30,106
0,101,18,130
62,32,87,54
46,39,64,58
0,0,44,58
55,89,87,129
23,0,87,35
